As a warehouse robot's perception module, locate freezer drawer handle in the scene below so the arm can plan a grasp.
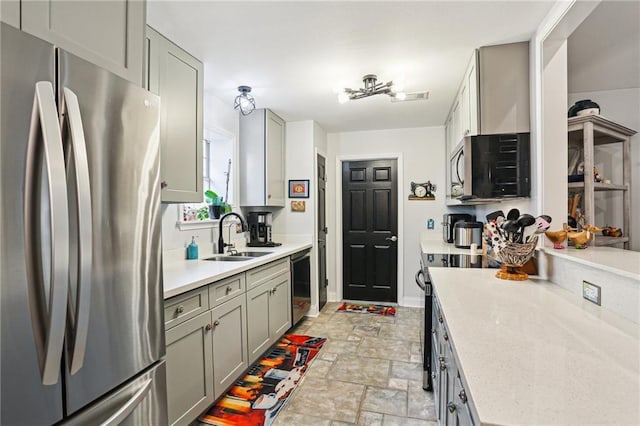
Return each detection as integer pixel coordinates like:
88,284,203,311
24,81,69,386
100,378,152,426
61,87,93,375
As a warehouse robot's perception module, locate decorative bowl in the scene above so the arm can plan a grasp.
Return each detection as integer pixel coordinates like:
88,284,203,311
545,230,567,249
493,237,538,281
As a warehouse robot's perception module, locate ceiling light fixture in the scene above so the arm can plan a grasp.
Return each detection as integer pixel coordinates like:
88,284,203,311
338,74,406,103
234,85,256,115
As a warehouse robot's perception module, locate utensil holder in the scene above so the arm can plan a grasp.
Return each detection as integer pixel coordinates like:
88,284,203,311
493,237,538,281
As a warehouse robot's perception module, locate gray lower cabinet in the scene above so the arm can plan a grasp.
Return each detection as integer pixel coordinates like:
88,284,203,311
433,292,477,426
19,0,144,85
146,26,204,203
165,310,214,426
211,295,248,399
164,259,293,425
246,271,292,364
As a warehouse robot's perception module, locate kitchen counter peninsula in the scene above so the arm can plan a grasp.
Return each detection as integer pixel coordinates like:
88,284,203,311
163,240,312,299
541,245,640,280
430,268,640,426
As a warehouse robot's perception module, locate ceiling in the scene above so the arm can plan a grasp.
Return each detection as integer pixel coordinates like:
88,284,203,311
568,0,640,93
147,1,555,133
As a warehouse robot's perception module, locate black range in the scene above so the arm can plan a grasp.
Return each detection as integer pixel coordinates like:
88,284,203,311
415,252,500,390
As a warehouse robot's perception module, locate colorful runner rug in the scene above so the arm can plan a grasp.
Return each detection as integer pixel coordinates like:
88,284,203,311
336,302,396,316
199,334,327,426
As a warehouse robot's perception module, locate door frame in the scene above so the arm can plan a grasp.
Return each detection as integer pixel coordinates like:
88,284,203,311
335,153,404,305
311,147,328,317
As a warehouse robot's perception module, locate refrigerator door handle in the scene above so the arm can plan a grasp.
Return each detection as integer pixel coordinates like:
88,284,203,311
24,81,70,385
99,378,152,426
61,87,93,375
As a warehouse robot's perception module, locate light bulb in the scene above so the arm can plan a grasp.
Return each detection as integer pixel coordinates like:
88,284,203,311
394,92,407,101
338,92,350,104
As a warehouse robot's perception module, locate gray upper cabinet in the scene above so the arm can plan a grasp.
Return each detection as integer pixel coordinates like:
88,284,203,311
146,26,204,203
240,109,285,207
478,41,530,134
20,0,144,85
0,0,20,28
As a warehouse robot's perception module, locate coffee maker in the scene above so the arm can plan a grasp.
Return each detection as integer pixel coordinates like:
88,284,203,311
247,212,281,247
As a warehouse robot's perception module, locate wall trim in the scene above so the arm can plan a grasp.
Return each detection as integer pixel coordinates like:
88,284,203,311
335,153,405,305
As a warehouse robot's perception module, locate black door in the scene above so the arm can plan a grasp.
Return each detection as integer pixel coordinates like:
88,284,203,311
317,154,328,310
342,159,398,303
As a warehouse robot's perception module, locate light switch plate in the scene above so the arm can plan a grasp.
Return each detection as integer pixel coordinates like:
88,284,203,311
582,281,601,305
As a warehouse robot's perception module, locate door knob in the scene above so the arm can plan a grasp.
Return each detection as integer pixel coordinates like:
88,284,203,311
386,236,398,242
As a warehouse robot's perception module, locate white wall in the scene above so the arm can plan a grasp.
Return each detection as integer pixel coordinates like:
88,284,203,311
270,120,327,316
326,126,446,307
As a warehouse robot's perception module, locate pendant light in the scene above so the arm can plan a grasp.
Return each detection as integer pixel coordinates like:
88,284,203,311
234,85,256,115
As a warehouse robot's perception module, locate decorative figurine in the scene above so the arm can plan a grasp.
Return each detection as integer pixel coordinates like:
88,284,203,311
409,181,436,200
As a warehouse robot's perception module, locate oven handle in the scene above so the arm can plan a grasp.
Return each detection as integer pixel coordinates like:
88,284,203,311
415,270,426,291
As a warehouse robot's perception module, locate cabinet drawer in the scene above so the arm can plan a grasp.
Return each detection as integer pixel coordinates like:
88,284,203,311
246,258,290,290
209,274,246,308
164,288,209,329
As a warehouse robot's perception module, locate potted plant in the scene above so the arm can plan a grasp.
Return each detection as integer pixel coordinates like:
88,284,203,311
205,190,224,219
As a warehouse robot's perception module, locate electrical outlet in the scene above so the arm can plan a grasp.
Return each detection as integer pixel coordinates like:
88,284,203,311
582,281,601,305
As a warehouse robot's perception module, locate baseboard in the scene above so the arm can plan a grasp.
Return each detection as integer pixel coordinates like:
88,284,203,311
401,296,425,308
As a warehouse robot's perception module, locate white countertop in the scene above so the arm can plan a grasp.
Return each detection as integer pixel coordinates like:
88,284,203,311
419,237,473,255
430,268,640,426
163,240,312,299
541,245,640,280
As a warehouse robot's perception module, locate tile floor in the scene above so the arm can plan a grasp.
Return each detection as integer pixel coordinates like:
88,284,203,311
273,302,437,426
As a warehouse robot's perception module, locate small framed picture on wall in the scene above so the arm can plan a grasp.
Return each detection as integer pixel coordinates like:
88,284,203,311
289,180,309,198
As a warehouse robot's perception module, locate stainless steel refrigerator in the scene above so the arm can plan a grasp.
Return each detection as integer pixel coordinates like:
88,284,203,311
1,23,167,425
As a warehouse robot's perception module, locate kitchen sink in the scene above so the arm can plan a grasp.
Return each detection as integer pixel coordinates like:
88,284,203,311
203,251,273,262
233,251,273,257
203,256,253,262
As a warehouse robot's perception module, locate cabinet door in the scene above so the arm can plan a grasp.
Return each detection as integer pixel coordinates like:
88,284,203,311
265,110,285,206
460,83,470,140
452,100,461,150
165,311,214,426
146,26,204,203
21,0,144,85
0,0,19,27
246,282,272,364
211,296,248,399
268,272,292,339
467,53,478,136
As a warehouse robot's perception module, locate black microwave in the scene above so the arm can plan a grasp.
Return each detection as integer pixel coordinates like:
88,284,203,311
450,133,530,200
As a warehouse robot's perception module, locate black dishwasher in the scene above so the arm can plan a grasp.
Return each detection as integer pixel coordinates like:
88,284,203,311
291,249,311,325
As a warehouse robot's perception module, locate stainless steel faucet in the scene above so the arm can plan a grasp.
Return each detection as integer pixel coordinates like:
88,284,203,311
218,212,248,254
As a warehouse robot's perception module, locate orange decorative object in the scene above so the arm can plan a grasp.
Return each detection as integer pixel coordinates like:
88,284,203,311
567,224,601,249
545,230,568,249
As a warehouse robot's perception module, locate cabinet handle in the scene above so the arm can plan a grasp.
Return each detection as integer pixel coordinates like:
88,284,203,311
205,323,212,331
431,328,436,334
268,194,272,199
272,287,277,294
176,305,184,315
213,320,220,327
226,286,233,294
444,333,448,341
458,389,467,404
439,357,446,371
161,181,168,189
438,316,443,323
431,372,436,379
447,402,456,413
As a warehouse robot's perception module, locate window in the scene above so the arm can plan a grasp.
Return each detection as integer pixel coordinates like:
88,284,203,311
178,128,237,228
